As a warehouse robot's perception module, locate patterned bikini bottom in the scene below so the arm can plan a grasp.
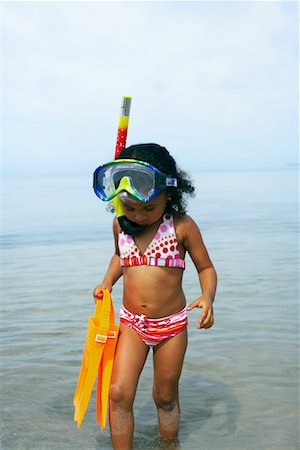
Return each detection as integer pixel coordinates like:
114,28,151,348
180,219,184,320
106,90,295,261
119,304,188,347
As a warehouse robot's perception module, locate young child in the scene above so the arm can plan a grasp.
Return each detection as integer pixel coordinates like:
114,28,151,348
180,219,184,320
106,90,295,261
93,143,217,450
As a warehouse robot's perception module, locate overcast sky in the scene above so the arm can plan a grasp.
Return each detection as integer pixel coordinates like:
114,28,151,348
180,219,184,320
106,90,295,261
2,1,299,177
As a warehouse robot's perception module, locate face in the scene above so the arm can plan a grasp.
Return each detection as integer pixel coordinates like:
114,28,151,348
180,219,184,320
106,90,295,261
120,191,169,226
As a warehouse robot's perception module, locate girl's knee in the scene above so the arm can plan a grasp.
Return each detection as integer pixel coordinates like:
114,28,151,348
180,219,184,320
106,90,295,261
152,384,177,410
109,383,134,409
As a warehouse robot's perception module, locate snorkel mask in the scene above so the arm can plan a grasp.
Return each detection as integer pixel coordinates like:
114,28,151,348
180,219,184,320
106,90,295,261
94,96,177,236
93,159,177,203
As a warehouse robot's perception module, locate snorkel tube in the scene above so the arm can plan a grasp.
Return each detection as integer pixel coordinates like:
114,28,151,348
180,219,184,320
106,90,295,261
113,96,146,236
115,96,131,158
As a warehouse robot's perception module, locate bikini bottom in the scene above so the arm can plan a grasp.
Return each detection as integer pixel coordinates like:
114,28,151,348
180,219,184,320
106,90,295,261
119,304,188,347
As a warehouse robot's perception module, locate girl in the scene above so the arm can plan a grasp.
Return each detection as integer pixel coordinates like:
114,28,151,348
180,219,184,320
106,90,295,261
93,143,217,450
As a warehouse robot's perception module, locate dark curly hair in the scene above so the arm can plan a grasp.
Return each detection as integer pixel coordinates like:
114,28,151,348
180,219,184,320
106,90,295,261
115,143,195,215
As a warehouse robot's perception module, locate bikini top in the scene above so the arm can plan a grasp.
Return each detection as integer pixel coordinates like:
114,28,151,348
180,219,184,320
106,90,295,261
118,213,186,269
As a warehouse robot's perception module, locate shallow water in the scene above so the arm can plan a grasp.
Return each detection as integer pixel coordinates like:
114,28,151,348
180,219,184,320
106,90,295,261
1,169,299,449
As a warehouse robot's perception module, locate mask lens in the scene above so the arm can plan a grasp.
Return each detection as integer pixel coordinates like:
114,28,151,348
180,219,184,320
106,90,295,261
112,165,155,199
97,166,116,199
94,161,159,201
126,170,154,196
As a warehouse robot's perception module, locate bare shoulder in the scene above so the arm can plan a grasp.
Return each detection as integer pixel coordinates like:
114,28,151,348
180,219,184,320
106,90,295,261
112,216,121,255
173,212,199,242
174,211,198,233
113,215,120,229
113,216,121,236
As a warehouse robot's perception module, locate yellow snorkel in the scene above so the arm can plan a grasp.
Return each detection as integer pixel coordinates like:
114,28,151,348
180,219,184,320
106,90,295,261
112,96,148,235
112,96,132,220
113,176,136,198
114,96,132,158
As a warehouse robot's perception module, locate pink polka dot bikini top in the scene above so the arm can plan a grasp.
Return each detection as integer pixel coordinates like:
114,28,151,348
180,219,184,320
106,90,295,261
118,213,186,269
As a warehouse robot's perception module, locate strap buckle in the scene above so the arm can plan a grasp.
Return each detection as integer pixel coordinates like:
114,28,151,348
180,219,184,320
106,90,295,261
95,330,117,343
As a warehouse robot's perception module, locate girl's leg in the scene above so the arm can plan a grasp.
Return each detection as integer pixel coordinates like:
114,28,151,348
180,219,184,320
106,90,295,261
152,329,187,441
109,323,149,450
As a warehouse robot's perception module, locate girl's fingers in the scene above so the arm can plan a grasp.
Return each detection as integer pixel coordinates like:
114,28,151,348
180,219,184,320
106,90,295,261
93,288,104,301
199,308,214,329
187,301,197,311
202,312,214,329
187,299,214,329
198,311,206,327
198,313,208,329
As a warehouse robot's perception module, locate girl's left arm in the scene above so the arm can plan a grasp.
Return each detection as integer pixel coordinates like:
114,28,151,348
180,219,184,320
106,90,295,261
182,216,217,329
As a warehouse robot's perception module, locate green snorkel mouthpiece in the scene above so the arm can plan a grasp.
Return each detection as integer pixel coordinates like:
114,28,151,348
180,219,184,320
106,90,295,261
113,190,145,236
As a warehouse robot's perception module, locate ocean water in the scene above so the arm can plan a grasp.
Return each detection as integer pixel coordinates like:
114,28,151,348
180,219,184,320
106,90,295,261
1,169,299,450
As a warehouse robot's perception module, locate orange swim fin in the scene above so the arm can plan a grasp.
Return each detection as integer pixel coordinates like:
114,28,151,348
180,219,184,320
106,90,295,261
73,290,119,429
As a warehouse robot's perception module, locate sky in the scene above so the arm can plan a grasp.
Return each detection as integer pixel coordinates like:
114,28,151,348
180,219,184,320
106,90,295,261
2,1,299,177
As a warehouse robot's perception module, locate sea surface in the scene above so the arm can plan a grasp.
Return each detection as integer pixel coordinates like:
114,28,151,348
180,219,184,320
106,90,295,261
1,169,299,450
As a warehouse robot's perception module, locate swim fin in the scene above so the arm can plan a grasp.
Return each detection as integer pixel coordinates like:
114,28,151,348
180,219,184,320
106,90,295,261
73,290,119,429
96,309,119,429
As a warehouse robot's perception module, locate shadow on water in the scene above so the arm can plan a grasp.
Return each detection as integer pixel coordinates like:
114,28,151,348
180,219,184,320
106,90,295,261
179,373,240,441
124,373,240,450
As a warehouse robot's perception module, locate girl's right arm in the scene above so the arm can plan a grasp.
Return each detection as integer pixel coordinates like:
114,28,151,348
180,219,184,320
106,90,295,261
93,217,122,300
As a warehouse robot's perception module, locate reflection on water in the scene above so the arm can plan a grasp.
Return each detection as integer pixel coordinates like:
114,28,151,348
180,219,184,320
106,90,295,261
1,170,299,449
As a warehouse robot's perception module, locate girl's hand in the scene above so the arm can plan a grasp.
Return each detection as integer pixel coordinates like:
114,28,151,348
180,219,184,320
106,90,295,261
93,283,112,302
187,297,214,329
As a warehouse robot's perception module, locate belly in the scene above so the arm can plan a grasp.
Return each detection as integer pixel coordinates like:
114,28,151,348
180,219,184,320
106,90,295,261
121,266,186,317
